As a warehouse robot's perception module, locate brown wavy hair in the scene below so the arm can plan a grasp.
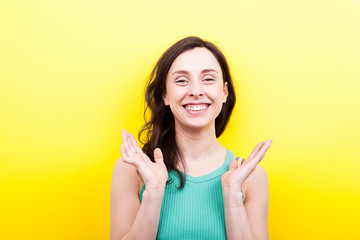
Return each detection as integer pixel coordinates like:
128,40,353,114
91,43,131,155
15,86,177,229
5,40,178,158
139,36,236,190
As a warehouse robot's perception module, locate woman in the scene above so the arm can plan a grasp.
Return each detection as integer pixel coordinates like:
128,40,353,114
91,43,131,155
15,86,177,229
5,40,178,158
110,36,272,240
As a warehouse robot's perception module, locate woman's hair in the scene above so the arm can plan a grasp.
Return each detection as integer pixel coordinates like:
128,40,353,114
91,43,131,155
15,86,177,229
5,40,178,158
139,36,236,190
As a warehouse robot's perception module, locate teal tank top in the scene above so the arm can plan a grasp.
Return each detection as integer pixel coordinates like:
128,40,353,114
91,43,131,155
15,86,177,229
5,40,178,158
139,149,244,240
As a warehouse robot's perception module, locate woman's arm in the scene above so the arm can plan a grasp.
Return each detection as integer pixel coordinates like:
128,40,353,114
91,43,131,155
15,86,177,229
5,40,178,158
110,158,165,240
124,188,165,239
110,130,168,240
221,140,272,240
223,165,269,240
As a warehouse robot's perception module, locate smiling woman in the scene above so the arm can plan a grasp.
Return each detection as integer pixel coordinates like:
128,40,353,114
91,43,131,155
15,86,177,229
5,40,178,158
163,47,228,133
110,36,272,240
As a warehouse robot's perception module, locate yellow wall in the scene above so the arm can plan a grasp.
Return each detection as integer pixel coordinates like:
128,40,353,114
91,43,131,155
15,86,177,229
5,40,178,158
1,0,359,239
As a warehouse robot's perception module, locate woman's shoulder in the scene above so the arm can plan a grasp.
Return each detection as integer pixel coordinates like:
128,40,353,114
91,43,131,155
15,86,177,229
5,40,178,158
232,153,269,201
112,157,144,196
244,164,268,189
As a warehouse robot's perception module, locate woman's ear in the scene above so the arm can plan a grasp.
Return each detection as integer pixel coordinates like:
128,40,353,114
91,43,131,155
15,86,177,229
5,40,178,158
223,82,229,103
163,92,169,106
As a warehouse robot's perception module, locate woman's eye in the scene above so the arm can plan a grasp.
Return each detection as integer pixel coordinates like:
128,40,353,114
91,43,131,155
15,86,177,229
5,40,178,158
176,79,187,83
204,78,215,82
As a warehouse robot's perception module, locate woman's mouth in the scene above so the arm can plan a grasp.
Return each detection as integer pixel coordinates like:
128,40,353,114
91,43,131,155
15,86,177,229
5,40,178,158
183,104,210,113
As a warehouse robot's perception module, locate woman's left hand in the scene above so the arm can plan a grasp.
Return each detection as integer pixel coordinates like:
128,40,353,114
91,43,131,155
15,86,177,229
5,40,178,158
221,139,272,207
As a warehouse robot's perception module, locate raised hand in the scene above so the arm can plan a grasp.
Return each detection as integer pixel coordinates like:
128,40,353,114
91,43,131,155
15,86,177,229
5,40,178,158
221,139,272,205
120,129,168,191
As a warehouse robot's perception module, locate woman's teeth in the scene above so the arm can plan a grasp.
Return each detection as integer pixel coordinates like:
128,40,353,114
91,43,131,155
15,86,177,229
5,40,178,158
185,104,208,111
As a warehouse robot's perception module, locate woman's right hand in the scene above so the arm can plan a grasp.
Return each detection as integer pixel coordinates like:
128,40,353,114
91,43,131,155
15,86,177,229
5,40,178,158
120,129,168,192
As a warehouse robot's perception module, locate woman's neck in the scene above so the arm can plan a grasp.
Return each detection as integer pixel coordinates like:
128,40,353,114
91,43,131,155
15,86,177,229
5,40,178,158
174,123,227,172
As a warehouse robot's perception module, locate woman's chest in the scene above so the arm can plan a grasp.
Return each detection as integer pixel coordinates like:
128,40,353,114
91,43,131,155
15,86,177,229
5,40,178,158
156,180,227,240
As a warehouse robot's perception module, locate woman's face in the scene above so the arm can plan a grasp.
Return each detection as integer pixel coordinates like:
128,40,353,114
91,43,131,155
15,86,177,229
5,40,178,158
163,47,228,132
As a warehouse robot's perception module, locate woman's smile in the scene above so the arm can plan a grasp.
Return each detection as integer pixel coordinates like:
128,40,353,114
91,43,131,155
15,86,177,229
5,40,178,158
183,103,211,113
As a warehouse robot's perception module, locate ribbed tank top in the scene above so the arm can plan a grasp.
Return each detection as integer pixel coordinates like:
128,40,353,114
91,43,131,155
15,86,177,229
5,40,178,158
139,149,244,240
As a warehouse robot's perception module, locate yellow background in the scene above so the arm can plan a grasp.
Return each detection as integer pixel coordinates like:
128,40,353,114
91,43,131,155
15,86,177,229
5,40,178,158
1,0,359,239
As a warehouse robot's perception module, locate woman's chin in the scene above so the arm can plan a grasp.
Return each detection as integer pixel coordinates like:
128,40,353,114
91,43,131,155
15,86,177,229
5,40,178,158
177,120,215,132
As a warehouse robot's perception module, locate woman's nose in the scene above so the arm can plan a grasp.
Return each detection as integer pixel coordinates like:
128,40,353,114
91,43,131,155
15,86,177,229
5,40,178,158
188,82,204,96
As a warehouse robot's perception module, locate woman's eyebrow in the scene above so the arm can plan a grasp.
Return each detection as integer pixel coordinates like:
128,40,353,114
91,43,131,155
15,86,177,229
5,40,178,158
171,68,218,76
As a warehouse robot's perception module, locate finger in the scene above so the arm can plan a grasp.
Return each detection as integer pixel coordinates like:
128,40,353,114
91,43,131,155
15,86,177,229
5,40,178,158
121,130,130,152
120,144,131,163
252,139,272,163
125,131,137,154
243,140,272,172
127,132,152,166
122,130,136,157
247,141,265,161
121,130,139,163
232,141,271,181
121,144,144,170
128,131,142,153
232,161,258,185
120,144,126,158
222,166,237,184
229,159,238,169
154,148,164,164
